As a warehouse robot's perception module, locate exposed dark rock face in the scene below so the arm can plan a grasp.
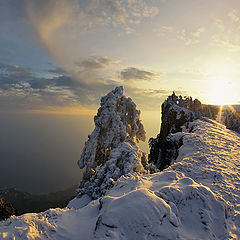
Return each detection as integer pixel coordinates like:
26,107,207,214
0,197,16,221
149,92,206,170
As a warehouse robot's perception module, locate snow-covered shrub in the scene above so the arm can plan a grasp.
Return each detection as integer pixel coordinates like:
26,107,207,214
77,86,149,199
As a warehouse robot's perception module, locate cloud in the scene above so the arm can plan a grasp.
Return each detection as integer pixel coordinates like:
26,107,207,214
192,27,205,38
0,62,66,90
107,0,128,25
0,61,191,114
228,9,240,23
26,0,159,37
214,18,225,31
212,10,240,50
0,60,172,112
154,25,173,36
0,58,121,111
176,28,205,46
0,62,33,89
0,62,80,109
212,35,240,50
25,0,159,69
26,0,74,65
19,0,161,110
48,67,67,75
120,67,159,82
76,56,117,70
0,62,31,75
155,26,205,46
125,87,188,111
70,56,120,88
127,0,159,18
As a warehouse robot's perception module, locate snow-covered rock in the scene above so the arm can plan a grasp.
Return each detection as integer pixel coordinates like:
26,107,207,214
149,92,204,170
1,118,240,239
77,86,150,199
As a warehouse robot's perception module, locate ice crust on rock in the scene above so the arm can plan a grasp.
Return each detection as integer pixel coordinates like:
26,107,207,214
77,86,149,199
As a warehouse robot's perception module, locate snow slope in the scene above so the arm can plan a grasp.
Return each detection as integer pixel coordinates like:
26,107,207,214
1,118,240,239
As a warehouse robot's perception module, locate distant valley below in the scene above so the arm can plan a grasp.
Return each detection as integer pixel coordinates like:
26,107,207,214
0,185,77,215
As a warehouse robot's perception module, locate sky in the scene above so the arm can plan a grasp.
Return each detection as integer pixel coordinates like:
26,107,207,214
1,0,240,193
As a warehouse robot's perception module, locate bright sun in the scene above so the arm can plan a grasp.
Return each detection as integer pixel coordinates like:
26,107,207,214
206,76,237,105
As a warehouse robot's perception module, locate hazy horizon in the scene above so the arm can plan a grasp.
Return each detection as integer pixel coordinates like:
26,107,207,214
0,106,161,194
0,113,91,194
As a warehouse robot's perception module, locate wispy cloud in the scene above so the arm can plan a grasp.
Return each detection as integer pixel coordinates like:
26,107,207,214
192,27,205,38
0,62,80,110
126,87,188,110
212,9,240,50
76,56,117,70
0,57,121,111
155,26,205,46
120,67,160,82
228,9,240,23
0,60,172,112
26,0,159,67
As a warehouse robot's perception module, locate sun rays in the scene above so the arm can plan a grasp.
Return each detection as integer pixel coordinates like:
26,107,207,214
206,76,237,106
216,104,240,125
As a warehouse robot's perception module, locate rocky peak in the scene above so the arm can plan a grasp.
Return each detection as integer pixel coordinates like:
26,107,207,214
149,93,204,170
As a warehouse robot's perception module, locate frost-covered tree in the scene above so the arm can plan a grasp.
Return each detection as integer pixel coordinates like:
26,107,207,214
77,86,150,199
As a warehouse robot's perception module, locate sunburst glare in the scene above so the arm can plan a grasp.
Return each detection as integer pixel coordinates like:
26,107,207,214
206,76,237,105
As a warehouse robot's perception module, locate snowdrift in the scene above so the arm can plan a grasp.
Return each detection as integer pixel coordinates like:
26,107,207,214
1,118,240,239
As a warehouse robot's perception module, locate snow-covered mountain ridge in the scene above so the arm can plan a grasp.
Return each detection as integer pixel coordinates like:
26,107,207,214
1,88,240,239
